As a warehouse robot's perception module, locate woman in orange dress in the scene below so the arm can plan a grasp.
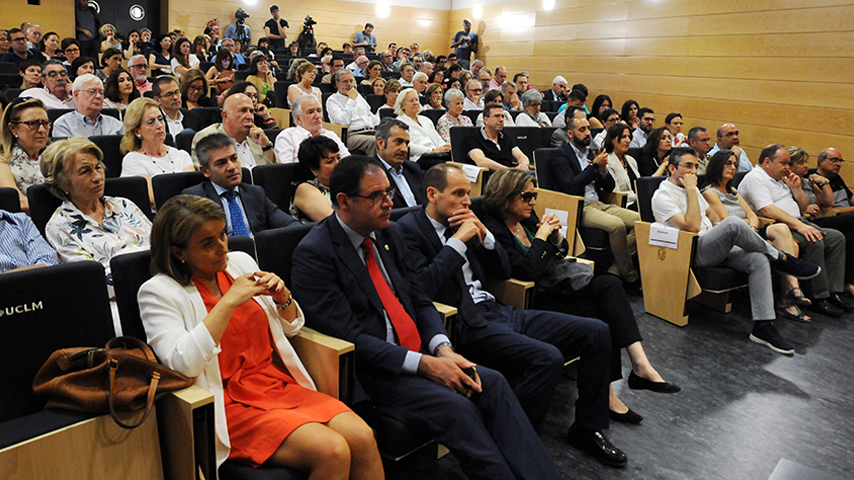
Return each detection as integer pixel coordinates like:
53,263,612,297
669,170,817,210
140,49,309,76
139,195,384,479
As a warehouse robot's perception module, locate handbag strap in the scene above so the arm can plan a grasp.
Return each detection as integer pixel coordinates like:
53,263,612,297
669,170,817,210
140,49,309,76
106,336,158,363
107,357,160,429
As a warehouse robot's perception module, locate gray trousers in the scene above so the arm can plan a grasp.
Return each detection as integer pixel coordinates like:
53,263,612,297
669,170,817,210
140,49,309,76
790,220,846,299
694,216,778,321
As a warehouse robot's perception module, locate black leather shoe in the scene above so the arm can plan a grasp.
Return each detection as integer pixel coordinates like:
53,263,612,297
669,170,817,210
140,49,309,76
567,425,628,468
624,279,643,296
811,298,844,318
609,408,643,424
829,293,854,313
627,371,681,393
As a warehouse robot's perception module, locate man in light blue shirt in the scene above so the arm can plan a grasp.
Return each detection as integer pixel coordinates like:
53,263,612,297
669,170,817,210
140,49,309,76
52,74,124,137
708,123,753,171
0,209,58,273
352,23,377,53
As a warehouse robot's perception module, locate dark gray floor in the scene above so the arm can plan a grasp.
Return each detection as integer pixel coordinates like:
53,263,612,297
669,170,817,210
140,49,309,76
384,291,854,480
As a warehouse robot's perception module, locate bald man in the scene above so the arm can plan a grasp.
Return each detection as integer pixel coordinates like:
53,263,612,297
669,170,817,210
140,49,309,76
709,123,752,171
191,93,277,168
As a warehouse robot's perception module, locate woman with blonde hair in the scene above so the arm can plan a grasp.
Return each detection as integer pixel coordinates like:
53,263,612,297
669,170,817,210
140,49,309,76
120,98,195,209
139,194,384,478
287,60,321,107
100,24,122,52
395,88,449,166
0,98,50,213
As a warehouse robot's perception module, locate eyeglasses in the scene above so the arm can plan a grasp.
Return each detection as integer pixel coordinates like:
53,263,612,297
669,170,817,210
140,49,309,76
45,70,68,79
678,163,698,171
12,119,51,131
827,157,845,164
519,191,538,202
129,63,148,69
65,47,80,53
81,88,104,96
158,90,181,99
188,85,205,92
244,93,260,101
10,37,26,43
468,88,482,93
724,131,739,137
352,187,396,206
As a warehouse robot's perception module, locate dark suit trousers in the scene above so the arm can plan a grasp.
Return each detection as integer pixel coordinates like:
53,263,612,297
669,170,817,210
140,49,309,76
535,274,642,382
367,365,563,480
457,301,611,432
813,214,854,284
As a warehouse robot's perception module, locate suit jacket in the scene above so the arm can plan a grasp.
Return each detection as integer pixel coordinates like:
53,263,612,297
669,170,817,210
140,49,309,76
550,129,570,148
550,142,616,198
181,181,298,234
398,209,511,326
543,89,567,103
290,215,447,392
384,160,426,209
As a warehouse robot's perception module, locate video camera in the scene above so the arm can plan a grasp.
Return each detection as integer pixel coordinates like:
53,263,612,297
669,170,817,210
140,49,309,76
235,8,250,24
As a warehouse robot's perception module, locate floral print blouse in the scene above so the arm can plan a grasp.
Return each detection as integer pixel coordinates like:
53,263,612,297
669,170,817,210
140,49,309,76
45,196,152,285
437,112,473,144
5,143,44,194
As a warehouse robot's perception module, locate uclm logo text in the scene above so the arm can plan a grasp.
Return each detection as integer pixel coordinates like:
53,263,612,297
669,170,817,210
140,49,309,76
0,302,44,317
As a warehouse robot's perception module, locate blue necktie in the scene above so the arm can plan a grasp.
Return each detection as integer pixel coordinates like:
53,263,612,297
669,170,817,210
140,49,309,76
222,191,249,236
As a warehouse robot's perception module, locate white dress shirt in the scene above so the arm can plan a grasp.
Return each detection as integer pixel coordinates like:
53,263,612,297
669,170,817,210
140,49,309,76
397,114,445,161
274,125,350,163
326,92,380,132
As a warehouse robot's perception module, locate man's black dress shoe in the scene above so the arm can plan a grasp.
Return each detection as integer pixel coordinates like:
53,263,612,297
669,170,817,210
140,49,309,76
609,408,643,424
627,371,681,393
811,298,844,318
566,425,627,468
829,293,854,313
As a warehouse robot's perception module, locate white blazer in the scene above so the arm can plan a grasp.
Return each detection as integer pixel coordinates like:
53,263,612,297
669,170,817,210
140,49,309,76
138,251,314,472
398,114,446,161
606,152,640,206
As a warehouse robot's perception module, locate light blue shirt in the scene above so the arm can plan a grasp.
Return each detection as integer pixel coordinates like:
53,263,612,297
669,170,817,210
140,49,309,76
427,214,496,305
0,209,58,273
377,157,417,207
211,182,253,237
353,31,377,50
335,214,450,373
709,143,753,172
52,110,124,138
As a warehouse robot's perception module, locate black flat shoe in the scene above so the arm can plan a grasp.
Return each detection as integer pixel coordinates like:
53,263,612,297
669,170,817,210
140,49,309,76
567,425,628,468
829,293,854,313
609,408,643,424
811,298,844,318
628,371,681,393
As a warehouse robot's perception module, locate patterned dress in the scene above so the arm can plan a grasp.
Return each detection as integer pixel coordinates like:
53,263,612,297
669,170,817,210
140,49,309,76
45,196,151,285
5,143,44,194
437,112,473,143
289,179,331,223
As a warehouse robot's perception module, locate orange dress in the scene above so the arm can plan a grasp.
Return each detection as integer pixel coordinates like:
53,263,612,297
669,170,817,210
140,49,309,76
194,272,350,467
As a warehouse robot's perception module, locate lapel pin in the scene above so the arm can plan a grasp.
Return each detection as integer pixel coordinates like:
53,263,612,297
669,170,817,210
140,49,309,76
384,244,390,250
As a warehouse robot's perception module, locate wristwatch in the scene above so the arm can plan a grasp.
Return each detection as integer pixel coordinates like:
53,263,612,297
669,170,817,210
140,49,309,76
275,294,293,309
433,341,452,355
261,143,274,152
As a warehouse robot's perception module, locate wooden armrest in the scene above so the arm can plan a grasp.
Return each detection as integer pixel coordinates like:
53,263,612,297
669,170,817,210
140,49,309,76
533,189,586,256
487,278,535,310
607,191,628,208
448,161,487,196
158,385,216,480
635,221,701,326
292,327,355,402
270,108,291,129
433,302,458,346
757,217,775,228
323,122,349,143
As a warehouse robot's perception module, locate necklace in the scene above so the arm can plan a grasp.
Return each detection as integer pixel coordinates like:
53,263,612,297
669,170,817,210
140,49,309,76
139,147,174,174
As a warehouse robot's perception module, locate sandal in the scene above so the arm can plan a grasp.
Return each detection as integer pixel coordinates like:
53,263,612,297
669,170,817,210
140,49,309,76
779,305,811,323
785,287,812,308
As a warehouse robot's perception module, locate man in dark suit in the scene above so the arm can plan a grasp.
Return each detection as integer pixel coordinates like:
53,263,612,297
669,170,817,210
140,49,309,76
398,164,626,467
551,116,641,288
182,133,298,236
374,118,425,209
291,156,564,480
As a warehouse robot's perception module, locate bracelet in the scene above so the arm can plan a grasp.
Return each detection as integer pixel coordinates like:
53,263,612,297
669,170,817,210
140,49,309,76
261,143,274,152
275,294,293,310
433,341,452,356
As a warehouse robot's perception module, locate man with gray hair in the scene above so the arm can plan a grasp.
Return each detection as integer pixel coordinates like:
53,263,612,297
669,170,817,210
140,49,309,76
20,60,76,109
346,47,366,71
500,80,520,110
25,24,42,50
52,74,124,137
183,133,297,236
463,80,484,111
544,75,568,103
451,18,478,68
374,117,424,208
274,94,349,163
380,50,395,72
421,61,434,78
686,126,712,173
126,54,152,94
327,69,380,156
350,55,370,77
470,59,484,77
515,89,551,127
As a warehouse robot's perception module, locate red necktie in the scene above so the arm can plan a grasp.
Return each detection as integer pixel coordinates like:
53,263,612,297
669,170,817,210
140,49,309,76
362,237,422,352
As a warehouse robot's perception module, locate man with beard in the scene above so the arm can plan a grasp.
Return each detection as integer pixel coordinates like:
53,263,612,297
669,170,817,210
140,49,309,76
126,54,152,94
629,107,655,149
21,60,76,109
551,116,641,289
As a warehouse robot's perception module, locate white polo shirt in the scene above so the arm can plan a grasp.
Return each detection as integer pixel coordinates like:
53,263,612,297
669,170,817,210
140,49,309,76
652,179,714,235
738,167,800,218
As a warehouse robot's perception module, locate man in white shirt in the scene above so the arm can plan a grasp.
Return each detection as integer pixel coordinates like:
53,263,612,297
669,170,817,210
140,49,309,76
52,74,124,137
399,63,415,88
326,69,380,156
591,109,620,150
346,47,366,71
463,80,484,111
709,123,753,172
739,143,850,316
20,60,76,110
629,107,654,149
274,94,349,163
152,77,187,139
191,93,277,168
653,147,820,354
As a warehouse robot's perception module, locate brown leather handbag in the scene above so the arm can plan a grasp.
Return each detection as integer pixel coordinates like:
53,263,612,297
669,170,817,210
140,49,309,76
33,336,195,429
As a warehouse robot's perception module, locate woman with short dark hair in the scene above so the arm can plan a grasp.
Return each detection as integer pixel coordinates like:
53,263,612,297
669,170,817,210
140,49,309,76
291,135,340,223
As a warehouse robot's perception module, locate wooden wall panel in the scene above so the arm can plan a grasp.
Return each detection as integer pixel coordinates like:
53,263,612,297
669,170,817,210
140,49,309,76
450,0,854,161
7,0,75,39
168,0,451,57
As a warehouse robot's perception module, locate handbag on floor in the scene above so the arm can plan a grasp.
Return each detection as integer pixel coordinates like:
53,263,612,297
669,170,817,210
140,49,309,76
33,336,194,429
